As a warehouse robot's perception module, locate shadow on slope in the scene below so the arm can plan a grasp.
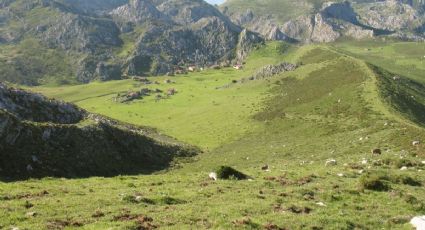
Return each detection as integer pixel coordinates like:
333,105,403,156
0,83,197,181
370,64,425,127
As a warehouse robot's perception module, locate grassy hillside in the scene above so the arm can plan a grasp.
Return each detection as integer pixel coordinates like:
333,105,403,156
1,41,425,229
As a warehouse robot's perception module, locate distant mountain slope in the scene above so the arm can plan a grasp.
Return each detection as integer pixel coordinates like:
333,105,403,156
0,82,197,181
221,0,425,42
0,0,262,85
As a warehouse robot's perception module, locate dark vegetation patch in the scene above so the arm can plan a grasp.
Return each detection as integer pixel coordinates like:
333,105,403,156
114,213,157,229
0,39,76,85
286,205,312,214
371,64,425,126
158,196,187,205
0,190,49,200
122,195,185,205
254,59,366,121
359,171,422,191
46,219,84,229
232,217,260,228
263,223,287,230
215,166,248,180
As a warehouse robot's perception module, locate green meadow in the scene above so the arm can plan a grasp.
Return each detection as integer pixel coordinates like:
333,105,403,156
1,41,425,229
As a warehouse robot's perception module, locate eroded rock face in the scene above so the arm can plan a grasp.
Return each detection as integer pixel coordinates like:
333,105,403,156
356,0,421,31
111,0,169,23
236,29,264,61
311,13,340,43
222,0,425,43
342,23,374,40
42,14,122,52
0,0,262,84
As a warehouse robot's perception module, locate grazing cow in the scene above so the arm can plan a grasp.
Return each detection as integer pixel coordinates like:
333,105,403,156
413,141,420,146
372,149,381,155
261,165,269,170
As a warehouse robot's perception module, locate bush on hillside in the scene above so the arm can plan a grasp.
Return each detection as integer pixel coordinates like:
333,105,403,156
215,166,248,180
359,173,391,191
359,171,422,191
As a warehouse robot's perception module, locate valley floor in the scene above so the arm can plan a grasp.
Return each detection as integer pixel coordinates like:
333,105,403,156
1,41,425,229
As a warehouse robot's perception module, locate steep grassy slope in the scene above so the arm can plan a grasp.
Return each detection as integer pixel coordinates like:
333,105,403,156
0,42,424,229
0,83,196,181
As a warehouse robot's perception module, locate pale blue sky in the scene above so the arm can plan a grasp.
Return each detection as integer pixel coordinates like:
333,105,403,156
206,0,225,5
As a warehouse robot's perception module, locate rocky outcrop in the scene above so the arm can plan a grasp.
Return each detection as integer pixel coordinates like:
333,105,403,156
236,29,264,61
250,62,297,80
222,0,425,43
0,83,197,180
311,13,340,43
110,0,169,23
42,14,122,52
0,83,84,124
356,0,421,31
342,23,374,40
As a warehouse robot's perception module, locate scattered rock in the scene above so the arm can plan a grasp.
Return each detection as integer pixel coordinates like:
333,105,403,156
244,62,297,82
208,172,217,181
31,155,39,162
26,212,37,217
400,166,408,171
26,164,33,172
325,159,337,166
316,202,326,207
410,216,425,230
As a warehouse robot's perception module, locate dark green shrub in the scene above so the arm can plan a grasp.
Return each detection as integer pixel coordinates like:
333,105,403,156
158,196,186,205
359,173,391,191
394,159,415,168
392,175,421,186
215,166,248,180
